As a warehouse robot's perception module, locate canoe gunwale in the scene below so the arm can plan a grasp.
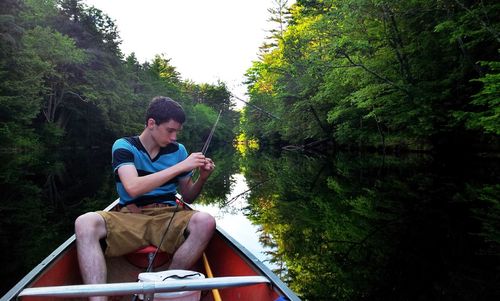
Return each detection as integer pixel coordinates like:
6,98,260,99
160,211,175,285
0,200,119,301
213,225,300,301
0,235,76,301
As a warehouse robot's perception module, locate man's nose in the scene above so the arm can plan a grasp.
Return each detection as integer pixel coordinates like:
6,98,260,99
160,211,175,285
170,132,177,141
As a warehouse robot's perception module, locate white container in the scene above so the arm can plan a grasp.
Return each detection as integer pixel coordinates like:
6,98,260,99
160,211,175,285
138,270,205,301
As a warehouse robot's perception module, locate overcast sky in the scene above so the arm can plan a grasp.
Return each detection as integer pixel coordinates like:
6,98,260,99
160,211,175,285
83,0,277,102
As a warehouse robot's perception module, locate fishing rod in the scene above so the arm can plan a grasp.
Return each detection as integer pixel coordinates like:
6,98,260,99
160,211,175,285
201,110,222,155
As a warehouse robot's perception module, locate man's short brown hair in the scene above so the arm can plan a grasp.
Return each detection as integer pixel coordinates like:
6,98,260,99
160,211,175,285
146,96,186,125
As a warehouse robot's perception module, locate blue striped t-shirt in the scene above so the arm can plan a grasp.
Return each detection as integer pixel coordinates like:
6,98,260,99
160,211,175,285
112,136,191,206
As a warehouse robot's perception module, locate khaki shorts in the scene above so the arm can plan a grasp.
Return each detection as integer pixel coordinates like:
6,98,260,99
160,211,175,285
97,206,197,257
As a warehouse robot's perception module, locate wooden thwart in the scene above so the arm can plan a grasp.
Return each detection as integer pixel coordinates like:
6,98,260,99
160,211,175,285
19,276,270,298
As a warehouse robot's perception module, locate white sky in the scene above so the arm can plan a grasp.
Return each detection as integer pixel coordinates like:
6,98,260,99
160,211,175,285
83,0,278,104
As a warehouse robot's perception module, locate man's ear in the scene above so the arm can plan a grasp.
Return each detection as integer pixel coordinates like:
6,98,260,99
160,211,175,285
147,118,156,129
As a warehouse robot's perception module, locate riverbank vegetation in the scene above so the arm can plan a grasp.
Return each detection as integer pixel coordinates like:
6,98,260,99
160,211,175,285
1,0,498,154
0,0,237,151
241,0,500,152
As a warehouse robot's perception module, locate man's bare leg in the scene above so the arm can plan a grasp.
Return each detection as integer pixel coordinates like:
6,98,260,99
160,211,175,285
75,212,108,301
169,212,215,269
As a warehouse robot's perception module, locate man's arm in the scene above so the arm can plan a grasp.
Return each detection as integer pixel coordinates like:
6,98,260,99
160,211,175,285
117,152,208,199
178,157,215,203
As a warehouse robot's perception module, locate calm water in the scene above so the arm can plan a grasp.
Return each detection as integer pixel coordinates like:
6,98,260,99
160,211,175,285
0,147,499,300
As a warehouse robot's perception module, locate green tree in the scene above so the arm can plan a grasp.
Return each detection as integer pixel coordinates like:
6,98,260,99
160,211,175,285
0,0,238,150
22,26,86,125
457,59,500,135
0,0,41,148
242,0,500,151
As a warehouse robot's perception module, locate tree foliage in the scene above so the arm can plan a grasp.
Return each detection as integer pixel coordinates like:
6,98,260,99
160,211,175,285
0,0,238,150
241,0,500,151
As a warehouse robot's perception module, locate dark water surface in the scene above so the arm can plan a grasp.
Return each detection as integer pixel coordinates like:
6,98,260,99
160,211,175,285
0,147,499,300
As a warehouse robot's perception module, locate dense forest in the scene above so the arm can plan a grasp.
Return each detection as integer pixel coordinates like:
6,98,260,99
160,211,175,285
1,0,499,153
0,0,238,151
241,0,500,152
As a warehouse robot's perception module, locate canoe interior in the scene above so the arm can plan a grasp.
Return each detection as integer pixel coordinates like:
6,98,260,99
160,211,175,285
13,230,285,301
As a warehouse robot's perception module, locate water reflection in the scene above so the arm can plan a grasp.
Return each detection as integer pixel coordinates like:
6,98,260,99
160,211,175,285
0,148,114,294
193,173,280,271
1,147,499,300
238,151,500,300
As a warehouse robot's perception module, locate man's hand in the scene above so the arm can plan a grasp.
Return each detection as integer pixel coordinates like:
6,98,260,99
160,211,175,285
177,155,215,203
179,153,215,203
199,157,215,180
181,152,210,171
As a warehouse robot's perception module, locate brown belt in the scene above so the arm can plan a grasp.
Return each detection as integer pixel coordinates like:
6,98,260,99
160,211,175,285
140,203,173,209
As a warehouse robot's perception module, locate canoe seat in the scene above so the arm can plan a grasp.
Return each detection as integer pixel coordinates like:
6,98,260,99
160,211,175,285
125,245,170,269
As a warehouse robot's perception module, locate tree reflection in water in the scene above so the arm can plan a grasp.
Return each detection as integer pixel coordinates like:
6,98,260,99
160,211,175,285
0,148,114,295
1,147,499,300
238,151,500,300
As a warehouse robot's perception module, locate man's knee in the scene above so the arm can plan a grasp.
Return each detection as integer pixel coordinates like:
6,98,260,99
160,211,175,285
189,212,216,235
75,212,107,239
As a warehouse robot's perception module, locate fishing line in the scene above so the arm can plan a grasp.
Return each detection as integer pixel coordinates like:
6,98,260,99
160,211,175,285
231,94,280,120
145,204,179,273
130,199,182,301
233,93,330,150
223,179,270,206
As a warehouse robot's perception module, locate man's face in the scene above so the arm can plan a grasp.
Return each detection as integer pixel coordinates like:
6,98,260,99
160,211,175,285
152,119,182,147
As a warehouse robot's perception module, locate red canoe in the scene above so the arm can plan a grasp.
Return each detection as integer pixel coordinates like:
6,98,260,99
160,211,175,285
1,200,300,301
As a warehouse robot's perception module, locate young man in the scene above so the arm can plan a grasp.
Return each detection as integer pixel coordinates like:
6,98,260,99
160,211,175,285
75,96,216,301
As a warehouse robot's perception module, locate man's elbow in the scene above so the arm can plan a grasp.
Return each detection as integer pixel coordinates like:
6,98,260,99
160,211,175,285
123,183,142,199
128,191,141,199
